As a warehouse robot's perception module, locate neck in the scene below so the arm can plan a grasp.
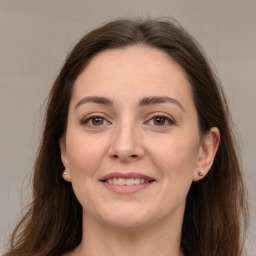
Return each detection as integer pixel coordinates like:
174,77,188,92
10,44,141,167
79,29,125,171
75,211,184,256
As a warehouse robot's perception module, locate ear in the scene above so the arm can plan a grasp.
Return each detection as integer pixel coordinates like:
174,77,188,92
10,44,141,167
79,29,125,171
59,136,71,182
193,127,220,181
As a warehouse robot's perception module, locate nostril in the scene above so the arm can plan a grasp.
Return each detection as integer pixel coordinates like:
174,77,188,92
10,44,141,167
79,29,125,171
111,154,138,160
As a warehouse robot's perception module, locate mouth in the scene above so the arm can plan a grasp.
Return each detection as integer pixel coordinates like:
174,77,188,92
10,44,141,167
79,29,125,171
100,172,155,193
102,177,153,185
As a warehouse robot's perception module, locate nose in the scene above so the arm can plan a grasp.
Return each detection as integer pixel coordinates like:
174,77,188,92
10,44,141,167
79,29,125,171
108,121,144,162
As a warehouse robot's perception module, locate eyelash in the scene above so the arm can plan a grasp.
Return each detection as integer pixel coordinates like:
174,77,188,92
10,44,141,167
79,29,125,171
80,113,111,127
145,113,175,127
80,113,175,127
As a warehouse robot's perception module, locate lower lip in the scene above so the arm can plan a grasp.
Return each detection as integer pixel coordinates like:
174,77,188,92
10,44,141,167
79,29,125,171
102,181,154,193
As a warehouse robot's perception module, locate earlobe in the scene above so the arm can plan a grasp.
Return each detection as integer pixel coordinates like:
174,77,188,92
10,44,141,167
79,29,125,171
59,137,71,182
62,169,71,182
193,127,220,181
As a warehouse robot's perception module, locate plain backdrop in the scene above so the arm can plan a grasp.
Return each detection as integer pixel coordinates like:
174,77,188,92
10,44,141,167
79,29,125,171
0,0,255,254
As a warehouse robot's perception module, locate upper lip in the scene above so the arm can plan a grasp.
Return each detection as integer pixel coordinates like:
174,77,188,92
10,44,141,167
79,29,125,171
100,172,155,181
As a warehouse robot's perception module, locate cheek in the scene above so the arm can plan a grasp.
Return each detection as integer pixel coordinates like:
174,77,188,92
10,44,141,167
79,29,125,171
149,133,199,179
65,133,109,210
66,131,108,177
143,134,200,216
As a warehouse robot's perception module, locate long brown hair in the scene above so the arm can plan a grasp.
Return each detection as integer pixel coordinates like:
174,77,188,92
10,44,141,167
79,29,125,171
4,18,248,256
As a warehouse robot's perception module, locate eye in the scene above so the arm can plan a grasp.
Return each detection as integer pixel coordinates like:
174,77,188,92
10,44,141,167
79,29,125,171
147,114,175,126
90,117,105,126
81,114,110,127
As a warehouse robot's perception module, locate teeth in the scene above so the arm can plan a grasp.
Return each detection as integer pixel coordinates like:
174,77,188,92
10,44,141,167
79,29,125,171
106,178,150,185
118,178,126,185
134,178,140,184
126,178,134,185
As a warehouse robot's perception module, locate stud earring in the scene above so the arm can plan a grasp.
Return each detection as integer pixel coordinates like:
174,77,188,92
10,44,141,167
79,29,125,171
199,171,204,177
63,171,68,176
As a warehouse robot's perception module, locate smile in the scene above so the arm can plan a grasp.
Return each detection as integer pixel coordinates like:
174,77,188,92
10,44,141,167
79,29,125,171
100,172,155,193
104,178,150,185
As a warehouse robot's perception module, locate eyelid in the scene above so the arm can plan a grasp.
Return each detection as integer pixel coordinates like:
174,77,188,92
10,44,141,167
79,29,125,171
144,112,176,126
79,112,175,127
80,112,111,126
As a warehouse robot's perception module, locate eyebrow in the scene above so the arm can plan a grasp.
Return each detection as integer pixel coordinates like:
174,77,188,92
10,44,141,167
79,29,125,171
139,96,185,111
74,96,185,111
75,96,113,110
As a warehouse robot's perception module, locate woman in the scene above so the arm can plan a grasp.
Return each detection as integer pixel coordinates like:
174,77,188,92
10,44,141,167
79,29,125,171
4,18,248,256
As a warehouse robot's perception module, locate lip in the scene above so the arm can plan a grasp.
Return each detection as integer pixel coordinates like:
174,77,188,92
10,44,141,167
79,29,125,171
100,172,155,194
103,182,154,193
100,172,155,181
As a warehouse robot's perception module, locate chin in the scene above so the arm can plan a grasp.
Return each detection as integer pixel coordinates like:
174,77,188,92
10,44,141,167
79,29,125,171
103,216,151,230
96,204,156,230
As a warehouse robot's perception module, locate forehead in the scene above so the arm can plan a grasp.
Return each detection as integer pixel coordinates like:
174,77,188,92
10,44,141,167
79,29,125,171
72,46,193,105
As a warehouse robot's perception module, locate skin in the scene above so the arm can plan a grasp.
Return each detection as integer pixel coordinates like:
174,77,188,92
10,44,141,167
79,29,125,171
60,46,220,256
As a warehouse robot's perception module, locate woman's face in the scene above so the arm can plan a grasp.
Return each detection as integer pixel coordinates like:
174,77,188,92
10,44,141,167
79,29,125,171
60,46,218,230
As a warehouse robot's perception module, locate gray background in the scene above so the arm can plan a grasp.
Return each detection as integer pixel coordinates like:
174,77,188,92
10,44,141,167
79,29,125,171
0,0,255,254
